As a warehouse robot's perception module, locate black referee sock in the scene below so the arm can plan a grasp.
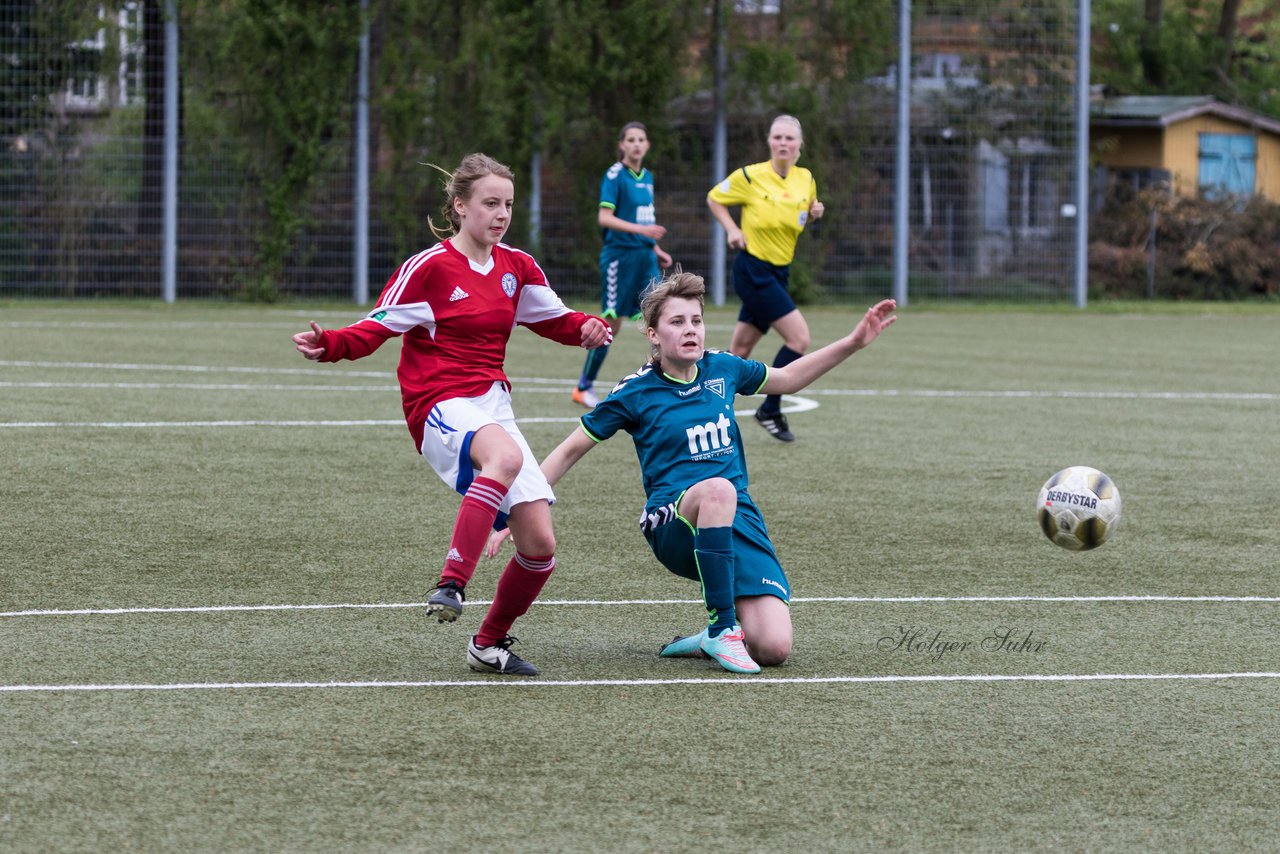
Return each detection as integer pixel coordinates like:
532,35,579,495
760,345,804,415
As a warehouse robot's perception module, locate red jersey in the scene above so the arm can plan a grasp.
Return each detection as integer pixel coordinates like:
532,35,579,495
318,239,604,449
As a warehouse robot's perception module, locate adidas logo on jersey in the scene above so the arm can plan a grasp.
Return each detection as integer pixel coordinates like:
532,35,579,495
448,286,469,302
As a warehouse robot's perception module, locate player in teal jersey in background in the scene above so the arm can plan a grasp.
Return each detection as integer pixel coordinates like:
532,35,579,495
573,122,673,409
501,270,896,673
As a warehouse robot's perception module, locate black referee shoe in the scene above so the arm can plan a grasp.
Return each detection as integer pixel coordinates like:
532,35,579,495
754,409,795,443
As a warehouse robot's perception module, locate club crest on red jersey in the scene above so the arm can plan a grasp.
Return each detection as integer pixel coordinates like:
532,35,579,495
501,272,517,298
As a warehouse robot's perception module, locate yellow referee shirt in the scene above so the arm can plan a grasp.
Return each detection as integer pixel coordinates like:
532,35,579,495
707,161,817,266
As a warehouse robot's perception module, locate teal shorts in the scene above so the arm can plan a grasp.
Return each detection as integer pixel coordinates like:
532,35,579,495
600,246,659,320
642,494,791,602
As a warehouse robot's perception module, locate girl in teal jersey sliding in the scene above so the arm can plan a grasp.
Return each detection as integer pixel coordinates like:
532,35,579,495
494,270,896,674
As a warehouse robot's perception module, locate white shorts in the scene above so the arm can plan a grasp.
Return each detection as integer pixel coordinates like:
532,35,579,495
419,381,555,512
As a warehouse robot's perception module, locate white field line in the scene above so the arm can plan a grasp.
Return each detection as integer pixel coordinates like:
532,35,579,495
1,321,309,330
0,380,800,402
3,672,1279,693
1,318,740,332
2,360,1276,401
0,398,818,428
0,419,412,429
803,388,1279,401
5,594,1279,619
0,359,394,378
0,381,401,392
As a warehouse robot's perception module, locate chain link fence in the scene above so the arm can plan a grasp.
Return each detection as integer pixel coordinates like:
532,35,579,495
1,1,1080,303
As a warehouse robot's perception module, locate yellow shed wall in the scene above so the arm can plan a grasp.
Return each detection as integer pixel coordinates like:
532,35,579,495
1258,133,1280,201
1092,113,1280,203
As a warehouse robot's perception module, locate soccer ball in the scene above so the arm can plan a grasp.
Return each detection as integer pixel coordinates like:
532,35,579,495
1036,466,1122,551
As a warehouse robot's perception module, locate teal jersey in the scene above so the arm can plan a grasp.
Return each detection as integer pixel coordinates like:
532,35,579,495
580,350,769,513
599,162,657,251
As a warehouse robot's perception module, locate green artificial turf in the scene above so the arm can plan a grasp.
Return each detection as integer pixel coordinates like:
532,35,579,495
2,300,1279,852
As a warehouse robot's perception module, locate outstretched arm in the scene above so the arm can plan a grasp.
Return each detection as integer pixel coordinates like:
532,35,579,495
759,299,897,396
291,321,326,360
541,427,597,488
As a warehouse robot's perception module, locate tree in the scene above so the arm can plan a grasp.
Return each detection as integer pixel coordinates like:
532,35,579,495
1094,0,1279,119
183,0,363,299
368,0,701,262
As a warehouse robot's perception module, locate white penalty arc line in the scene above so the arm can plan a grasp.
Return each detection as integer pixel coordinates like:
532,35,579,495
5,594,1279,619
3,672,1279,694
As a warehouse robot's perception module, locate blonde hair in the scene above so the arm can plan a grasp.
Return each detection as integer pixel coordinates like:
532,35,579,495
427,153,516,241
639,268,706,364
770,114,804,149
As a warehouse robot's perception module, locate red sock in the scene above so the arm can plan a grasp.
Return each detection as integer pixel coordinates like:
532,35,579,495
475,552,554,647
438,476,508,588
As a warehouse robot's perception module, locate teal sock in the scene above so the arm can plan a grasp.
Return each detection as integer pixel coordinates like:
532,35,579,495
694,526,736,635
578,343,610,390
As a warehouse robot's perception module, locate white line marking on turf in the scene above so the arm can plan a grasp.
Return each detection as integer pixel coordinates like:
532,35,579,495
0,381,401,392
803,388,1279,401
4,361,1275,401
0,400,816,429
4,595,1278,619
3,672,1278,693
0,419,410,429
0,360,584,384
0,359,396,378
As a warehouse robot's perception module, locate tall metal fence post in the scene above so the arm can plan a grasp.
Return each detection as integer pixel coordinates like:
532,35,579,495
1074,0,1090,308
162,0,178,303
892,0,910,308
709,0,727,307
353,0,370,305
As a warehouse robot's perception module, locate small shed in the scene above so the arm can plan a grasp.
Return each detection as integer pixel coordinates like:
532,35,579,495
1090,95,1280,202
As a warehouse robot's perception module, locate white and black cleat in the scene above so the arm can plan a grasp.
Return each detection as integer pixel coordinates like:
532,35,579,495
467,635,539,676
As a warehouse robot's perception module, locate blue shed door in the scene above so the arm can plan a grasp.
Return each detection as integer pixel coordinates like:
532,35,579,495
1198,133,1256,197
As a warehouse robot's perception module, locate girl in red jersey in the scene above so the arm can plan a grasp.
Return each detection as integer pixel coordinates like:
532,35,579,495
292,153,610,676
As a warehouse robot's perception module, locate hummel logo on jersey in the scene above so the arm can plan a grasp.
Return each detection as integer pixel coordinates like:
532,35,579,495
446,548,464,563
449,286,469,302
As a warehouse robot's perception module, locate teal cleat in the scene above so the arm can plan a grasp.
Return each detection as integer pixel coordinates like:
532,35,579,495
699,626,761,674
659,630,709,658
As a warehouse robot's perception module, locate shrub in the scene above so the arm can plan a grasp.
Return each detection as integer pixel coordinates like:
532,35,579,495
1090,188,1280,299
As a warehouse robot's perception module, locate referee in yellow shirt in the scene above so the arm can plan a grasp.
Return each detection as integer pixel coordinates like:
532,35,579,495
707,114,824,442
